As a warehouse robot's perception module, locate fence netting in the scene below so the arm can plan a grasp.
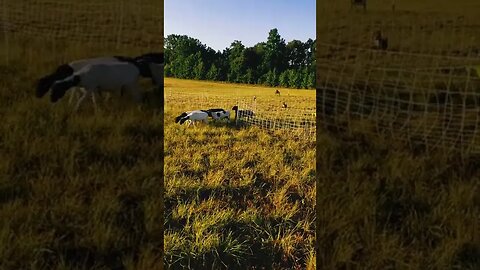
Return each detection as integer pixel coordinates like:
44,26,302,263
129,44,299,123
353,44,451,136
0,0,163,76
317,1,480,155
165,91,316,136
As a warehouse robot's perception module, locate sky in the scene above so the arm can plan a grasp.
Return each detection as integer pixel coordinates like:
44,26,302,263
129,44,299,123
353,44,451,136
165,0,315,52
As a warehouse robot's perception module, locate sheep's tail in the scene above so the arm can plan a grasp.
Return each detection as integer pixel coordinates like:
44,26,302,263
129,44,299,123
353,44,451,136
175,112,188,123
36,64,74,98
50,75,80,103
179,116,190,125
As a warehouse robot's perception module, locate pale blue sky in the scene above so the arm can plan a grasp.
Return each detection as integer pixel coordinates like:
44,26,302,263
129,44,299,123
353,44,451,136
165,0,315,51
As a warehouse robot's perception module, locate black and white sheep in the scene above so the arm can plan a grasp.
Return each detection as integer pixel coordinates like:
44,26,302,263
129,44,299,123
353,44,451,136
177,110,210,127
36,52,164,105
50,61,145,112
204,108,230,122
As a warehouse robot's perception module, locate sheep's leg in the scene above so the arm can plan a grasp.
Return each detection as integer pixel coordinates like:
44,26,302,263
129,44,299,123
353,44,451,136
69,87,82,105
74,89,89,112
72,88,86,106
68,88,76,105
91,90,98,113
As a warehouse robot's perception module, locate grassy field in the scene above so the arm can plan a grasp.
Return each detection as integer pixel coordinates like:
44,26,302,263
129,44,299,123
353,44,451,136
0,64,165,269
316,1,480,269
0,1,166,269
164,78,316,269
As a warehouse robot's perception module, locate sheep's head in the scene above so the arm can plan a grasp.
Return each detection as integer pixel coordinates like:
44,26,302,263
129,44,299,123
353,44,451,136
50,76,80,103
36,78,53,98
50,85,68,103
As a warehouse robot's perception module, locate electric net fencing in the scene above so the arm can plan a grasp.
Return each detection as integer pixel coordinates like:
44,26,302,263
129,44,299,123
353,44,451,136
165,91,316,136
317,1,480,156
0,0,162,74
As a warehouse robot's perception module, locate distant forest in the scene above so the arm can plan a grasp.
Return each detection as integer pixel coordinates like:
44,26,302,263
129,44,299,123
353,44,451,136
164,29,316,89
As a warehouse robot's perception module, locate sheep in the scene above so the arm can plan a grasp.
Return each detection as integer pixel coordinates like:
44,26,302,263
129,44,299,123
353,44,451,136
282,102,288,109
231,105,255,123
176,109,230,123
275,89,281,96
50,61,145,112
178,110,209,127
36,52,164,105
373,30,388,50
204,108,230,122
36,56,126,101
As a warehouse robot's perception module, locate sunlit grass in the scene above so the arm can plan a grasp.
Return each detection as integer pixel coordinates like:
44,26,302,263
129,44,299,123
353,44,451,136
164,78,316,269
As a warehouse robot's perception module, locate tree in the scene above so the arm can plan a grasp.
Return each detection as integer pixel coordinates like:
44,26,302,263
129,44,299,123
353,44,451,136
164,30,315,89
286,40,307,69
226,40,246,83
194,60,205,80
279,70,289,87
263,29,288,73
206,64,219,81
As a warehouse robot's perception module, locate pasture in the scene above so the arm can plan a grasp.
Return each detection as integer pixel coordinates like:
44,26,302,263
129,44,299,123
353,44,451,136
164,78,316,269
0,63,164,269
0,1,165,269
316,1,480,269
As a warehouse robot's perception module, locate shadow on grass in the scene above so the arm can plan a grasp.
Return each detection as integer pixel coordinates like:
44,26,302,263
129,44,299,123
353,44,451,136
31,191,150,270
0,180,29,204
165,217,306,270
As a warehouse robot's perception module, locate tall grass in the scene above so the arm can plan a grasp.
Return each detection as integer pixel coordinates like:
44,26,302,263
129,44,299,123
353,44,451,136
164,78,316,269
316,1,480,269
0,52,164,269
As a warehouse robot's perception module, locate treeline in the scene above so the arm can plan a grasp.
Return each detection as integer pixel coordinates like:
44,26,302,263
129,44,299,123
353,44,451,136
164,29,316,89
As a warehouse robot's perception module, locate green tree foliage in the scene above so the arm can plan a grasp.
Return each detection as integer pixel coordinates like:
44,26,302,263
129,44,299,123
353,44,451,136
164,30,315,89
206,64,219,81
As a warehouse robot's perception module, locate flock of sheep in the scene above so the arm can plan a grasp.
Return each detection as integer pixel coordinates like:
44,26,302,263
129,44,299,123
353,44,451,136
35,52,164,112
174,106,255,127
173,89,294,128
34,52,296,129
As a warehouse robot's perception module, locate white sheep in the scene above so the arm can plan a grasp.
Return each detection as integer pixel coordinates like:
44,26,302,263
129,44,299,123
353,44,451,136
178,110,209,127
50,62,145,112
36,52,164,106
36,57,122,103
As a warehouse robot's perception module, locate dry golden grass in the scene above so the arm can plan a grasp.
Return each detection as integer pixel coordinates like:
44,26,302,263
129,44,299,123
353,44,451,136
0,63,165,269
164,78,316,269
316,1,480,269
0,1,165,269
